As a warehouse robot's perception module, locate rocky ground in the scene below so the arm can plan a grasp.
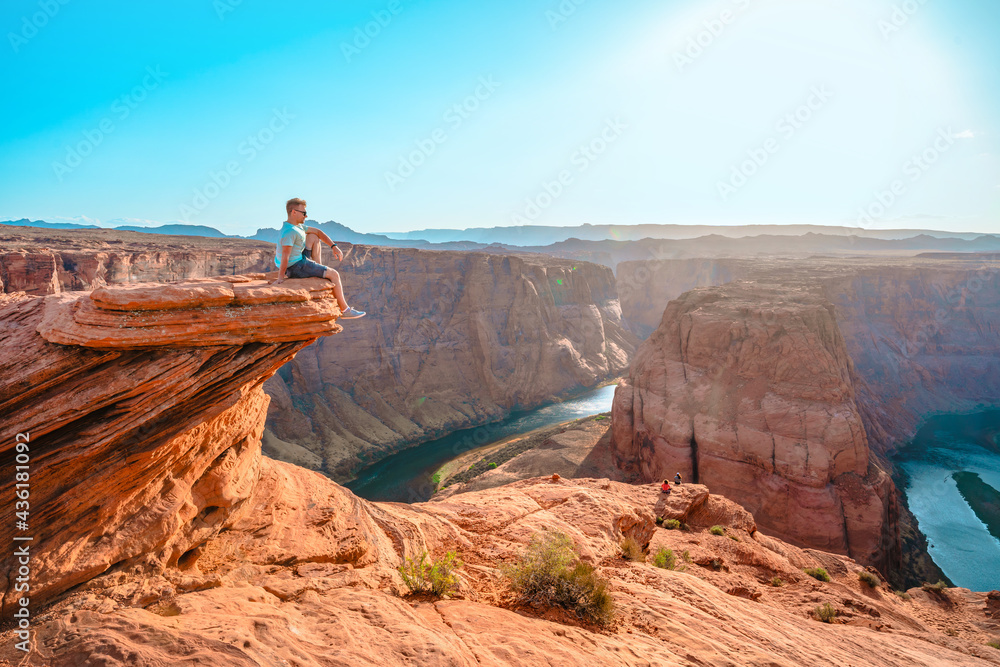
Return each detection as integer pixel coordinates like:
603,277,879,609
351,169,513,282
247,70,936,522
2,472,998,666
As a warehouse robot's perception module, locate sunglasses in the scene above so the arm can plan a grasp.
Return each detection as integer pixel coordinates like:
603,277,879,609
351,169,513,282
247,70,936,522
294,209,307,216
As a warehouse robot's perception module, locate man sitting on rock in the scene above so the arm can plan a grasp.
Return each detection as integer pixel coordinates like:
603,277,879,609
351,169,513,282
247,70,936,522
272,197,365,319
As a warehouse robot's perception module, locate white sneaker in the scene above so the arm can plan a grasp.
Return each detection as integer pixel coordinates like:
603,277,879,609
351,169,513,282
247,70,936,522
340,306,366,319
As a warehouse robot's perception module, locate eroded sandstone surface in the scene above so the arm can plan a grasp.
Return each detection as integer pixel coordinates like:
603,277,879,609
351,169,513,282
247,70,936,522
2,279,999,666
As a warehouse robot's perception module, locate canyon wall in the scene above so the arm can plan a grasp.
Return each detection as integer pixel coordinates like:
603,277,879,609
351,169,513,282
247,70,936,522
616,258,758,337
610,257,1000,576
820,265,1000,457
613,257,1000,453
264,245,638,480
0,225,274,295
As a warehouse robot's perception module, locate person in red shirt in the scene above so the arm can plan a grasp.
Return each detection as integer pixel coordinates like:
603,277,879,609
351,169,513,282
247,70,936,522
661,480,671,494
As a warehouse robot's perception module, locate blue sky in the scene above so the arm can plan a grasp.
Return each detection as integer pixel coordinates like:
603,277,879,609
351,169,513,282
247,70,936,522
1,0,998,235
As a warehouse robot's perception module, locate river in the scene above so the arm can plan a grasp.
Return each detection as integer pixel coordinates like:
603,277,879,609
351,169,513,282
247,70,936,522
346,384,617,503
892,410,1000,592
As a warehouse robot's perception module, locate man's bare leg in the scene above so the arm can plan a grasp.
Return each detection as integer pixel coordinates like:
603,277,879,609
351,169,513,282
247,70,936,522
305,232,323,262
323,268,349,311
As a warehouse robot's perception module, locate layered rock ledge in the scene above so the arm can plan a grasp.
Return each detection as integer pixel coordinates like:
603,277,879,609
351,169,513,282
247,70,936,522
0,276,340,609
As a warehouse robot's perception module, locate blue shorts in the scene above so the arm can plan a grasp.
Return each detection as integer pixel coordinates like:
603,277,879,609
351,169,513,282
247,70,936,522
286,257,329,280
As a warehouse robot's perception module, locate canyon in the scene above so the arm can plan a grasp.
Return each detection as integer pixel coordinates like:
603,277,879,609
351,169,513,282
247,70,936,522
263,245,636,480
611,256,1000,583
4,226,998,589
1,281,998,664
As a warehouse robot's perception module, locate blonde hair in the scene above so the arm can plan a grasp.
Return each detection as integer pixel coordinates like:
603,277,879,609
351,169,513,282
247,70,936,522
286,197,306,215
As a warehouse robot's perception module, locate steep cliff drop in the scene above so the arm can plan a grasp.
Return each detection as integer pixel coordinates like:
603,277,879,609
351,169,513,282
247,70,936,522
1,277,998,665
264,246,637,481
612,282,901,576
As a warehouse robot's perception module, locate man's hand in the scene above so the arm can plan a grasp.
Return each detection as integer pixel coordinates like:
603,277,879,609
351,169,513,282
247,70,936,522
331,244,344,262
274,277,285,285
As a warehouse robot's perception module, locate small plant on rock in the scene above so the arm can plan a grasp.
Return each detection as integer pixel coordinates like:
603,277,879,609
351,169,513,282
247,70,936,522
620,536,644,562
399,550,463,597
858,570,880,588
682,550,692,563
653,548,676,570
771,577,784,587
815,602,837,623
709,525,725,536
922,580,948,593
655,516,664,526
894,589,912,601
503,531,616,626
663,519,681,530
986,640,1000,650
488,462,498,469
804,567,830,582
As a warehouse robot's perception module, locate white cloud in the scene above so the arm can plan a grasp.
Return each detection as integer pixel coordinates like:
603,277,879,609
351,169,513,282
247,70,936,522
953,129,976,139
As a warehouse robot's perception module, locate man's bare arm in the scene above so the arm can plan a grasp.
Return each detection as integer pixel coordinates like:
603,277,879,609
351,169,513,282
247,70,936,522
275,245,293,283
305,226,344,261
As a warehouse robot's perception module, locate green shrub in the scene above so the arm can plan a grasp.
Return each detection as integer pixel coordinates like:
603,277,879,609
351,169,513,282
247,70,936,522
399,551,463,597
502,531,615,626
663,519,681,530
681,550,691,563
815,602,837,623
729,535,740,542
986,640,1000,650
655,516,664,526
680,522,691,531
804,567,830,582
653,548,676,570
771,577,784,587
709,525,725,536
894,589,912,601
593,415,608,421
431,472,441,486
858,570,880,588
620,536,644,562
488,462,497,469
922,580,948,593
710,558,724,571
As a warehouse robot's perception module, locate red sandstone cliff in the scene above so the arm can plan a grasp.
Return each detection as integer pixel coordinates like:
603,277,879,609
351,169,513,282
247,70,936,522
0,225,274,295
1,280,998,665
614,256,1000,456
264,245,638,480
611,282,901,575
